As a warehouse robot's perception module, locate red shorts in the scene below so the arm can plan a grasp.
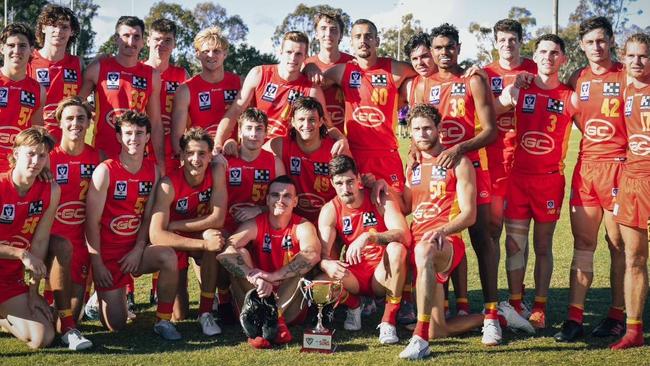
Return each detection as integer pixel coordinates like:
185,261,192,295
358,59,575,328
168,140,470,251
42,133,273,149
70,238,90,286
96,246,141,292
436,235,466,284
348,246,386,296
473,160,492,205
570,160,623,211
352,149,405,193
613,173,650,230
504,172,565,222
0,280,28,305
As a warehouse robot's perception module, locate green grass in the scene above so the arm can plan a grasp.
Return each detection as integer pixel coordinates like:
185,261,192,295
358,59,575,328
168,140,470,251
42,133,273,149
2,132,650,365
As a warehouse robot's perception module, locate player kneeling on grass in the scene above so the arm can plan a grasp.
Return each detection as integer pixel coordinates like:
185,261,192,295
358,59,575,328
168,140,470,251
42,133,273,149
398,105,532,360
149,127,228,336
317,155,410,345
217,175,321,349
85,111,181,340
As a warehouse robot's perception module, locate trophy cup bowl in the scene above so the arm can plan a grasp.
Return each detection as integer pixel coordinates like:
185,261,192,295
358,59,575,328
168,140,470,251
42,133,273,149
300,279,343,353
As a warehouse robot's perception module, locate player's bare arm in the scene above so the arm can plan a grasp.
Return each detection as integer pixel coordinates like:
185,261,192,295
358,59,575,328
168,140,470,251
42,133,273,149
263,221,321,284
217,220,258,278
392,59,418,87
317,201,349,280
447,156,477,234
30,86,47,126
85,162,112,288
170,83,191,157
495,84,519,115
28,182,61,280
146,70,165,173
78,59,99,99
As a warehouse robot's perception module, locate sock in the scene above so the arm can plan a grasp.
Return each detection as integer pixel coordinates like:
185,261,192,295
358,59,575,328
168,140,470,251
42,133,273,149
611,319,644,350
568,304,584,324
381,296,402,325
484,302,498,320
497,314,508,328
608,306,625,322
156,301,174,321
126,276,134,295
509,293,523,313
340,291,360,309
59,309,76,333
198,291,215,315
274,315,292,344
217,288,232,304
532,296,547,313
151,272,159,293
413,314,430,340
402,283,414,303
456,297,470,313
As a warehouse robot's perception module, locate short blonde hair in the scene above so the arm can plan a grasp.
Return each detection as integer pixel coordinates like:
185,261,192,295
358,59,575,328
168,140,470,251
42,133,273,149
193,26,229,52
8,127,55,168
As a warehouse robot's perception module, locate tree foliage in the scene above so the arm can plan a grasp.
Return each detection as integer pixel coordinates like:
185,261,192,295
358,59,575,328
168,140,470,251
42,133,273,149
378,13,425,61
225,43,278,76
272,4,351,54
1,0,48,26
193,2,248,43
75,0,99,58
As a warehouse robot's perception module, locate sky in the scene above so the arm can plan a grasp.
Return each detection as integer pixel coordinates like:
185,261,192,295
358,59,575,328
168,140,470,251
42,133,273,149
87,0,649,60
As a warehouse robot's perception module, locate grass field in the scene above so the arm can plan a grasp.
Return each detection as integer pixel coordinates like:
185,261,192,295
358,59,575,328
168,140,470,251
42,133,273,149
2,132,650,365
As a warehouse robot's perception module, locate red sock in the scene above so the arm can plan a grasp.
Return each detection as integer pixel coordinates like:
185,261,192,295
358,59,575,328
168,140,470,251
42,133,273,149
509,294,523,314
497,314,508,328
341,291,360,309
156,301,174,321
381,296,401,325
532,297,547,313
608,307,625,322
59,309,76,333
567,304,584,324
274,316,292,344
44,290,54,306
126,277,134,294
456,297,470,313
611,322,644,350
151,273,159,293
198,292,215,314
484,302,498,320
413,314,430,340
217,289,232,304
402,283,414,303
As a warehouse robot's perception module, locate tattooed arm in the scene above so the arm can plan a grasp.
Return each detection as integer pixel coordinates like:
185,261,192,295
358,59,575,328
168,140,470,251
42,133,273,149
216,219,258,278
266,221,321,283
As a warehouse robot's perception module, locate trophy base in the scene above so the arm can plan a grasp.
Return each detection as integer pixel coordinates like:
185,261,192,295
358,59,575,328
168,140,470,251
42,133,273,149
301,329,336,353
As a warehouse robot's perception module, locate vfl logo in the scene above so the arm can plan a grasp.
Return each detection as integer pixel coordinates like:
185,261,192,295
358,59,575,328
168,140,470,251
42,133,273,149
263,234,272,253
439,120,466,145
349,71,362,88
522,94,536,113
584,119,615,142
342,216,353,235
56,201,86,225
580,81,590,101
290,157,301,175
0,87,8,107
411,165,421,185
198,92,211,111
521,131,554,155
0,204,15,224
352,106,385,128
35,68,50,86
107,72,120,90
429,85,441,105
490,77,503,94
228,168,242,186
262,83,278,102
624,96,634,116
175,197,189,213
55,164,69,184
114,181,127,200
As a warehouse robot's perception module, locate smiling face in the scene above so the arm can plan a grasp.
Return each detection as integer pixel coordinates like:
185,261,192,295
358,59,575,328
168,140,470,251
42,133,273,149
196,40,227,72
266,181,298,216
291,108,323,142
117,122,149,156
59,105,90,143
316,17,342,50
238,119,266,151
431,35,460,70
2,34,32,68
181,139,211,177
533,40,566,76
495,31,521,62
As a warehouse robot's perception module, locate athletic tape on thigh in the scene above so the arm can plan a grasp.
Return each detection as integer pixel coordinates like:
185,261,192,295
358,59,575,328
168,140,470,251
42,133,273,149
571,249,594,273
505,222,529,271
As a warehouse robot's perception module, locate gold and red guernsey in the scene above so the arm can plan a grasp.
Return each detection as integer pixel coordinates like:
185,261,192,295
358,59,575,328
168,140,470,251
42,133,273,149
623,83,650,177
251,213,303,272
304,52,354,127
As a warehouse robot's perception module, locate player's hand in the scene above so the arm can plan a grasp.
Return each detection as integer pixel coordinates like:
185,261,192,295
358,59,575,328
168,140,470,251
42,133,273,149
406,142,422,170
21,251,47,281
421,230,448,251
436,144,462,169
514,72,535,89
118,246,144,274
232,205,262,223
330,137,349,157
254,277,274,298
222,139,239,157
346,233,369,265
202,229,225,252
370,179,389,207
303,63,325,85
37,166,54,183
463,65,488,80
256,270,281,286
360,172,377,188
92,261,114,289
320,259,349,280
28,289,53,323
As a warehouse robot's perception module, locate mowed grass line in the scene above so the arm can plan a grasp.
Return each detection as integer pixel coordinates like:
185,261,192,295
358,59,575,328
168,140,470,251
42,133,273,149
2,132,649,365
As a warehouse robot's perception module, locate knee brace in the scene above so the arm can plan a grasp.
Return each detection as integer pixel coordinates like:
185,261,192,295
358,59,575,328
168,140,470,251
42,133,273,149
505,223,529,271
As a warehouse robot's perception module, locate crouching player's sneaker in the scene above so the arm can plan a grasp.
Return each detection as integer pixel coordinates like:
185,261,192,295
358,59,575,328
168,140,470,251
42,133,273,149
377,322,399,344
198,312,221,336
154,320,182,341
399,335,431,360
344,306,362,331
498,301,535,334
61,329,93,351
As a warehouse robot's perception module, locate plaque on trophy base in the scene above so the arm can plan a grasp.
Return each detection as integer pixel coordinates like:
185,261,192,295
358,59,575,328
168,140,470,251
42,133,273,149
299,279,342,353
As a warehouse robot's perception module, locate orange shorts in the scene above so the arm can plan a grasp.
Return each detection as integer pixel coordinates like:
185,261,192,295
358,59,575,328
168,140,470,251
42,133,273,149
504,172,565,223
70,238,90,286
570,160,623,210
96,247,143,292
435,235,466,285
613,173,650,230
348,246,386,296
352,149,405,193
473,160,492,205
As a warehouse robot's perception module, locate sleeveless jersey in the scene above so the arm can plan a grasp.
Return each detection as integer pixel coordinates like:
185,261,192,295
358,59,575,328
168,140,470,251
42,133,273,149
94,58,154,158
331,190,386,263
167,168,213,225
304,53,353,126
340,58,398,152
99,158,155,258
159,65,187,163
0,173,51,287
407,156,461,243
0,74,42,172
282,135,335,221
252,65,314,139
252,213,303,272
225,150,277,232
483,58,537,164
50,144,100,248
623,83,650,177
574,63,627,161
513,82,575,175
28,51,82,142
184,72,241,140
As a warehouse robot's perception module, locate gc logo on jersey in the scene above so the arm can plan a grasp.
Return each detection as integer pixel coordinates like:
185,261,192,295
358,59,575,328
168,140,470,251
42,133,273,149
451,83,466,96
429,85,441,105
262,83,278,102
28,200,44,216
175,197,189,213
342,216,353,235
114,181,128,200
362,212,378,227
55,164,69,184
0,87,8,107
490,77,503,94
228,168,242,186
132,75,148,90
63,69,78,83
198,92,211,111
263,234,272,253
20,90,36,108
314,162,329,176
138,181,153,196
546,98,564,114
411,165,421,185
254,169,270,183
290,157,301,175
371,74,387,87
603,82,620,97
282,234,293,251
0,204,15,224
349,71,362,88
35,68,51,86
199,188,211,203
107,72,120,90
522,94,536,113
224,89,238,102
580,81,590,101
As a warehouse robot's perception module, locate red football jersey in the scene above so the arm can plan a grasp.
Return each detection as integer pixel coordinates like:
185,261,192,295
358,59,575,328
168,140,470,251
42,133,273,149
93,58,154,159
623,83,650,177
167,168,213,225
251,65,314,139
28,51,82,142
331,190,386,263
574,63,627,161
0,173,51,287
406,156,461,243
184,72,241,140
159,65,187,165
251,213,303,272
281,135,335,221
483,58,537,167
0,74,42,172
99,159,155,260
224,150,277,232
512,83,575,175
340,58,398,152
304,53,353,126
50,145,100,249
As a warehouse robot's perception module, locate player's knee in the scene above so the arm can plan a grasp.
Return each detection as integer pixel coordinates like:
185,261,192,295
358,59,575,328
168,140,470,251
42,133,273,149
158,247,179,271
571,249,594,273
505,250,525,271
28,324,54,349
534,244,552,258
50,235,73,264
572,231,596,251
414,243,435,266
105,315,127,332
626,252,648,269
385,242,406,261
605,233,624,254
